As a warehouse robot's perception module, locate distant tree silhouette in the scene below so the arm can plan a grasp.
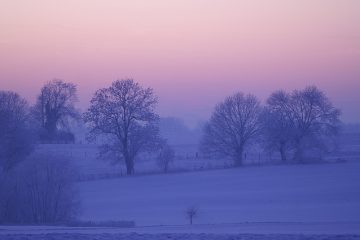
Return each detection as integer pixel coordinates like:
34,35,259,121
0,153,80,223
263,86,341,163
185,206,198,225
33,79,79,143
201,93,262,166
0,91,34,172
84,79,161,175
157,142,175,173
261,91,295,162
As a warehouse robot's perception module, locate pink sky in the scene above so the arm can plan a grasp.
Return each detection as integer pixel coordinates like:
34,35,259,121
0,0,359,126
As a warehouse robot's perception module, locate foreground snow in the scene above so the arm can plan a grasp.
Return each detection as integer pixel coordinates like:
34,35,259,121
1,222,360,235
79,161,360,227
4,154,359,238
1,232,359,240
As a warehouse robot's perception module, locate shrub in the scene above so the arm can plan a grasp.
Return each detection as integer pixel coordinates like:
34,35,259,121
185,206,198,225
0,153,80,224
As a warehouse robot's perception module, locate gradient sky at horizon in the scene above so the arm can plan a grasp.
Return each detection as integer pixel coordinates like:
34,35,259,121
0,0,359,126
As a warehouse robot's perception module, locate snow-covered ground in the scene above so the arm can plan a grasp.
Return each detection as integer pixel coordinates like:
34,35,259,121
1,232,359,240
1,224,360,239
1,233,360,240
78,161,360,226
35,143,358,180
5,140,360,238
2,161,360,239
35,144,235,179
1,222,360,235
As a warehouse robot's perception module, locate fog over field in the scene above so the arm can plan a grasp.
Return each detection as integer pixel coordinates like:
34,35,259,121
1,1,360,240
1,84,360,239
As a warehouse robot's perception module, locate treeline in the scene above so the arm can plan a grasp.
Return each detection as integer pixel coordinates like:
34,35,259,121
0,85,80,224
0,79,341,175
0,78,341,224
201,87,341,166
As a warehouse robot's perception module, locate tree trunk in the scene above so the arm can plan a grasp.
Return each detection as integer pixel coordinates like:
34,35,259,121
293,139,304,163
293,136,306,163
125,158,134,175
234,147,244,167
294,148,303,163
279,145,287,162
122,134,134,175
44,104,58,142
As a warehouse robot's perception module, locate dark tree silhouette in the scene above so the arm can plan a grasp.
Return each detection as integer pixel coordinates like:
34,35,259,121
0,91,34,172
185,206,198,225
0,153,80,223
261,91,295,162
84,79,161,175
290,86,341,162
157,142,175,173
33,79,79,142
263,86,341,163
201,93,262,166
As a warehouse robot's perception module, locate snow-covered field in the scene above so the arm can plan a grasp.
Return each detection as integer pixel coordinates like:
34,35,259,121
35,143,358,180
1,222,360,235
1,233,359,240
35,144,235,179
78,161,360,227
1,224,360,239
3,141,360,239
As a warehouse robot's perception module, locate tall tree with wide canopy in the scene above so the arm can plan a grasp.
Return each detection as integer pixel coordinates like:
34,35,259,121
84,79,161,175
289,86,341,162
33,79,79,142
201,92,262,166
263,86,341,162
261,90,295,162
0,91,34,172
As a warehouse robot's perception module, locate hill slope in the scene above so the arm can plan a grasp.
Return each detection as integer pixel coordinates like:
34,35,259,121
79,161,360,226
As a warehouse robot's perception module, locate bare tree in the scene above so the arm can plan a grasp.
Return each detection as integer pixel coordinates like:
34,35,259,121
0,91,34,172
0,153,80,224
33,79,79,142
157,142,175,173
185,206,198,225
263,86,341,163
261,91,295,162
201,93,262,166
84,79,161,175
290,86,341,162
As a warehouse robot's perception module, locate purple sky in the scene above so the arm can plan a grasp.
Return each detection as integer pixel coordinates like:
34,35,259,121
0,0,359,126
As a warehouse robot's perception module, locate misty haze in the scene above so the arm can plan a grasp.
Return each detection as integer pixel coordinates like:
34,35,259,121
1,1,360,240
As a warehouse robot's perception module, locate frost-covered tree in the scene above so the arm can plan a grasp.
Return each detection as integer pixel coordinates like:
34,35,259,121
33,79,79,142
201,93,262,166
185,206,198,225
0,91,34,172
84,79,161,175
263,86,341,163
290,86,341,162
157,142,175,173
261,91,295,162
0,153,80,224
